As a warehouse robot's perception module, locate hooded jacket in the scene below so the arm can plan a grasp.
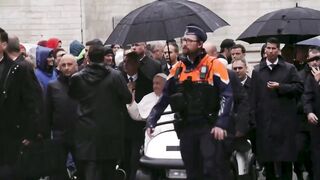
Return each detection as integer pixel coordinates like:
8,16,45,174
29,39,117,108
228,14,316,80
69,40,85,57
47,37,61,49
35,46,57,92
69,64,132,160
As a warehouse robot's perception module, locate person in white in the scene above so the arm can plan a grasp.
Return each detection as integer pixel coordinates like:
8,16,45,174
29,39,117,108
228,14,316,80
127,73,169,121
127,73,175,150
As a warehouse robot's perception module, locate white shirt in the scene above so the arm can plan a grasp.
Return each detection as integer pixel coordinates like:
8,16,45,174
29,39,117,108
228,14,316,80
0,55,4,63
127,73,138,82
139,55,146,62
167,61,178,70
266,58,279,70
241,76,248,86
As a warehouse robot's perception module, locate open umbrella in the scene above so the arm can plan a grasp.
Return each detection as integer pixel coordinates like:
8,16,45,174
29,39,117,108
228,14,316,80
105,0,229,46
296,36,320,47
237,5,320,44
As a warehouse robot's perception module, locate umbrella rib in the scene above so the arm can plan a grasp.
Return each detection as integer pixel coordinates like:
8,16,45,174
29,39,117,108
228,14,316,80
256,17,319,22
127,13,198,25
162,21,170,40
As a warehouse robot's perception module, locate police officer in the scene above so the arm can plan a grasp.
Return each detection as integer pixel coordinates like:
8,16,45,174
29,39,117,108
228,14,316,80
147,25,233,180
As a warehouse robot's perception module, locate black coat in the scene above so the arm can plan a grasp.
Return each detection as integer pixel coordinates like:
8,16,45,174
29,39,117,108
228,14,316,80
139,56,163,80
297,65,312,131
46,76,78,141
0,54,43,165
228,70,250,135
251,58,303,162
122,70,153,140
69,64,132,160
303,74,320,120
243,76,251,93
303,74,320,179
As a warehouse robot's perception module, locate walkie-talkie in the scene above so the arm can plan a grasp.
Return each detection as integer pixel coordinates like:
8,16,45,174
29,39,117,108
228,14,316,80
200,66,208,80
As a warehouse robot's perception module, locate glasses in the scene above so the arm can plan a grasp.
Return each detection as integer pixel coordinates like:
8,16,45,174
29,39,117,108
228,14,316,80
181,38,198,44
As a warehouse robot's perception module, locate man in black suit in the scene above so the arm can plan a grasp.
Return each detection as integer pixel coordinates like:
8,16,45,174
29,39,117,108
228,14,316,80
122,52,153,180
251,38,303,180
232,58,251,92
232,58,252,135
131,42,163,80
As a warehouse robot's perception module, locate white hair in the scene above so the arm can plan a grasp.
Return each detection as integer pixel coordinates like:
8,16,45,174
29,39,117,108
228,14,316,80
154,73,168,80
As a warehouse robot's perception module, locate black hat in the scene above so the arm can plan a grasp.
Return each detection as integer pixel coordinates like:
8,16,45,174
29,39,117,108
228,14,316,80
184,24,207,42
220,39,235,50
104,47,114,56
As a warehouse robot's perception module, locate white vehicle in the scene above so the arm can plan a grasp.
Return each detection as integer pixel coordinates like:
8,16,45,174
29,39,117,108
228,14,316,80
136,111,186,180
136,110,257,180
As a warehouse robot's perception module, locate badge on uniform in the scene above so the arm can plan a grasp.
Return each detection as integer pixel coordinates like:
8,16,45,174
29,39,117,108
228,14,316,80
200,66,208,80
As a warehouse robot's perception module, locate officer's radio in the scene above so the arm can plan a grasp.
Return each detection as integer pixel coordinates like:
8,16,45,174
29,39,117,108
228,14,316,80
200,66,208,80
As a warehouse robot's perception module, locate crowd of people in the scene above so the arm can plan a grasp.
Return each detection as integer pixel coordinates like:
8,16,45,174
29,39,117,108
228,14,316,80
0,24,320,180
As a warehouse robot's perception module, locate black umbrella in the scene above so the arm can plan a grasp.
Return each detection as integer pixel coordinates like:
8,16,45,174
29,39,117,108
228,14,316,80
105,0,229,46
297,36,320,47
237,5,320,44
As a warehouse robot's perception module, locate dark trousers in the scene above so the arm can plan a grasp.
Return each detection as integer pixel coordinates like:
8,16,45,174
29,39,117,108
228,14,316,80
310,125,320,180
0,165,36,180
77,160,117,180
264,162,292,180
179,123,232,180
123,137,144,180
294,131,313,180
0,165,16,180
50,131,77,180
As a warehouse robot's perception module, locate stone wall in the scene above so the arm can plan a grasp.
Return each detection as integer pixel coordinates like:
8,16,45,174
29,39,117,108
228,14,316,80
0,0,319,62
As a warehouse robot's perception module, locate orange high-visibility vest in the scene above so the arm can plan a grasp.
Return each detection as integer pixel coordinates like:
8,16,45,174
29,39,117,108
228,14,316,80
169,54,229,85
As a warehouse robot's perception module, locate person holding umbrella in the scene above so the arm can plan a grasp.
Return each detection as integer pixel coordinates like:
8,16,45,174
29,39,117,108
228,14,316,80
147,25,233,180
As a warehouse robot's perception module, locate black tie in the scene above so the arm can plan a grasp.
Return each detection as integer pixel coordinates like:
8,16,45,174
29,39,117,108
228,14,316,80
129,76,133,82
270,63,276,70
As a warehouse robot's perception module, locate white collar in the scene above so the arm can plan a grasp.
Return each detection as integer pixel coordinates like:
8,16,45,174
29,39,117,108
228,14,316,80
266,58,278,70
0,54,4,63
241,76,248,86
167,61,178,69
127,73,138,82
139,55,146,62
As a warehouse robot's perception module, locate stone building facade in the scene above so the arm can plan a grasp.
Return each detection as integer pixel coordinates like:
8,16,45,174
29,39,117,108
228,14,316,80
0,0,319,62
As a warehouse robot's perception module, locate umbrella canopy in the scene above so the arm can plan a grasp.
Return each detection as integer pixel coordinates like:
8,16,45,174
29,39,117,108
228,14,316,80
237,6,320,44
105,0,229,46
296,36,320,47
